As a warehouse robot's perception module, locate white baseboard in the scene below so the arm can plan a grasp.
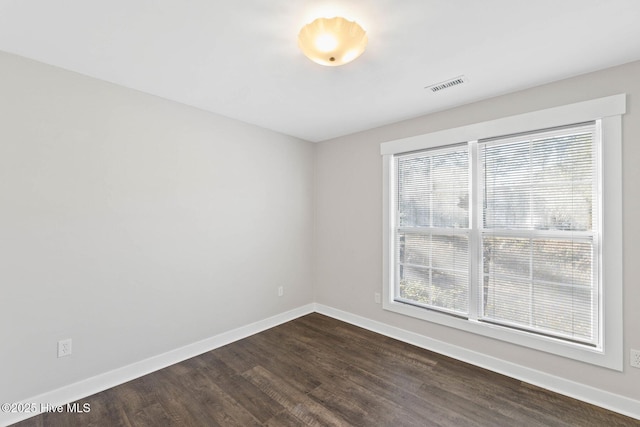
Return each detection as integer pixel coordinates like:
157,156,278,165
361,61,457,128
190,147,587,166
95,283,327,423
4,302,638,426
314,303,640,421
1,304,315,427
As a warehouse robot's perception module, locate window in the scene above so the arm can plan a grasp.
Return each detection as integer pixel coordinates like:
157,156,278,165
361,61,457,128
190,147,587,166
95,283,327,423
396,144,470,316
381,95,625,369
480,123,598,345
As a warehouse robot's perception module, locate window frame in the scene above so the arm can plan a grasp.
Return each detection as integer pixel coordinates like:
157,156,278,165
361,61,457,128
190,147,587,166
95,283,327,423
381,94,625,370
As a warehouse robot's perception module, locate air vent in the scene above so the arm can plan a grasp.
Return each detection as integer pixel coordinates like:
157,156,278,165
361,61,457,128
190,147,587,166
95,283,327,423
426,75,466,93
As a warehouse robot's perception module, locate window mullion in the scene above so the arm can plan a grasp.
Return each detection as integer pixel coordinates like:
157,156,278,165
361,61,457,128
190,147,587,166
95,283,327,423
469,140,480,321
528,139,534,328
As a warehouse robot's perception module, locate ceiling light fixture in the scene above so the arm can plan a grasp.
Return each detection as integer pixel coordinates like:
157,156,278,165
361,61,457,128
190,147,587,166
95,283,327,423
298,17,368,66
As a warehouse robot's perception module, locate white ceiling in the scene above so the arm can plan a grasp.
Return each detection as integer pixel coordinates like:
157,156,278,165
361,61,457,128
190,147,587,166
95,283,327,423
1,1,639,142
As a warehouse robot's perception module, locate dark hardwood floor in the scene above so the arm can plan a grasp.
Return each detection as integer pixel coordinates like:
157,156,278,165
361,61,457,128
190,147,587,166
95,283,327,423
12,313,639,426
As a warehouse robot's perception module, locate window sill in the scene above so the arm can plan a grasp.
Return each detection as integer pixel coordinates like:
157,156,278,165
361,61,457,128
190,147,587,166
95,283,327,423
382,298,621,370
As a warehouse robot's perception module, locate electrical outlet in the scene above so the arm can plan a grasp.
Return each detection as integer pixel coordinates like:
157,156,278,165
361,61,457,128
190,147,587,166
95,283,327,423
58,339,72,358
374,292,381,304
277,286,284,297
631,349,640,368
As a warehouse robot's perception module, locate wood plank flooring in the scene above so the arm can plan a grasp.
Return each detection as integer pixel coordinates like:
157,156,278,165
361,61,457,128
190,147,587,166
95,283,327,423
12,313,639,426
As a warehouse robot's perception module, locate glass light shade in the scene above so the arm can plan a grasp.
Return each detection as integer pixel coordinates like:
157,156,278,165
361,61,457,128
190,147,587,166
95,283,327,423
298,17,368,66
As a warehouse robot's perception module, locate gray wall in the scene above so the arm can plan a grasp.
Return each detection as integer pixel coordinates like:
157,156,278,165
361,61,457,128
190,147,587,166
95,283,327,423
0,51,315,403
315,60,640,400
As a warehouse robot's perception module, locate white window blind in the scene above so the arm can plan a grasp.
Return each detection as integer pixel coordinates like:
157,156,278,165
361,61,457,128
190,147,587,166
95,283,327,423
395,145,469,316
393,123,600,345
479,123,599,345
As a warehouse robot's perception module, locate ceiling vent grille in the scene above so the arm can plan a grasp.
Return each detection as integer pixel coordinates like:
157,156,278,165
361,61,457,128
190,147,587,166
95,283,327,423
426,75,466,93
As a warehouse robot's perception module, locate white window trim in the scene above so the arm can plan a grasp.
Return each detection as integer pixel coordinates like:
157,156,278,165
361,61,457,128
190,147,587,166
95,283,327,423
381,94,625,370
